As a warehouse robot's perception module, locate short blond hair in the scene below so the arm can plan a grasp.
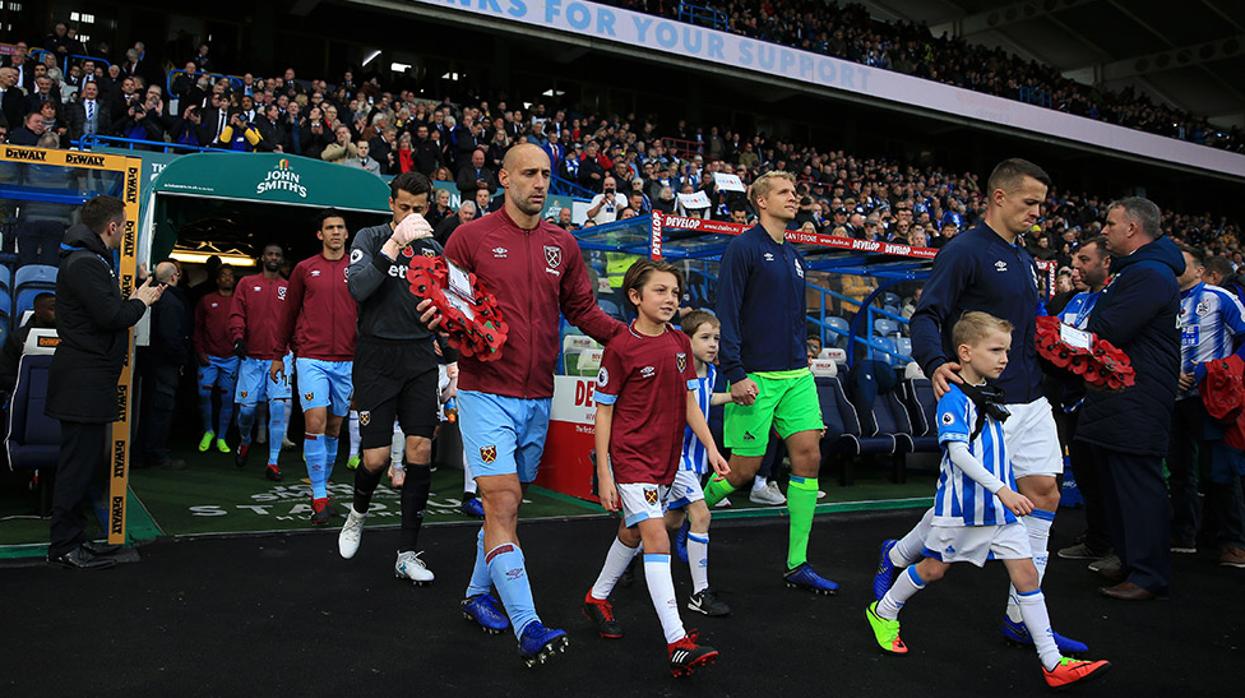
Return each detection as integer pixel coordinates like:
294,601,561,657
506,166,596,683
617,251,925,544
748,170,796,208
952,311,1013,349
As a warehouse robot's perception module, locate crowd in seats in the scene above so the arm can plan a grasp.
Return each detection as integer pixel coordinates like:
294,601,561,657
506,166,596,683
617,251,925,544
605,0,1243,153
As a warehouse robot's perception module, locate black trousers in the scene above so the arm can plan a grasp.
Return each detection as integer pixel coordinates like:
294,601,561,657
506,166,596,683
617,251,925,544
1092,444,1172,593
139,363,180,464
1057,410,1109,551
49,420,109,558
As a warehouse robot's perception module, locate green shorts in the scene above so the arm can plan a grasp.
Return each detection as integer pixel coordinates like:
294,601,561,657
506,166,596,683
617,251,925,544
724,369,824,457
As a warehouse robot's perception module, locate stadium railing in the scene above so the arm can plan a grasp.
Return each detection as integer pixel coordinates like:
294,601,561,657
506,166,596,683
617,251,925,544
28,48,111,74
74,134,236,154
551,174,596,198
165,68,247,96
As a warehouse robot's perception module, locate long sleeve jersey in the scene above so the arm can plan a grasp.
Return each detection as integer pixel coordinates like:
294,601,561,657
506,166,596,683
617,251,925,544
227,273,290,360
277,253,357,361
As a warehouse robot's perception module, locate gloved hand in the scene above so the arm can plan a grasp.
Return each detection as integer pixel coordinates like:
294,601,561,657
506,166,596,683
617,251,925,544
233,339,247,359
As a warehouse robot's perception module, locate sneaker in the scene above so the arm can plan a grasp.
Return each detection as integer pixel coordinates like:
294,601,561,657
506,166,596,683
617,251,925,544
462,593,510,634
667,635,719,677
282,436,297,450
582,591,624,639
784,562,839,595
1057,542,1108,560
1220,546,1245,568
338,508,366,559
817,489,827,500
346,454,361,471
674,520,689,563
749,481,786,506
873,539,900,601
394,550,435,585
713,497,732,509
1001,616,1089,655
461,496,485,518
865,601,908,654
310,497,332,526
215,438,229,454
518,621,569,668
687,588,730,617
265,464,282,482
1087,553,1122,575
198,431,215,453
234,443,250,469
1171,536,1198,554
1043,656,1112,689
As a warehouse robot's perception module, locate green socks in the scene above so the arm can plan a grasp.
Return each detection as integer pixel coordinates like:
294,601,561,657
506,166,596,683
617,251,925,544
702,474,738,508
786,475,819,569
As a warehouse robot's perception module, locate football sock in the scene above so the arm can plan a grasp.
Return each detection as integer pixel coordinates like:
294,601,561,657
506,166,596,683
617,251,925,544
305,433,327,499
347,410,361,457
877,565,926,621
702,474,737,507
687,531,710,593
237,404,257,445
323,435,339,480
1016,589,1061,671
267,399,290,464
1008,509,1055,623
390,421,404,468
786,475,818,569
487,543,539,639
217,391,234,438
352,463,384,514
466,527,492,598
752,475,769,493
590,536,642,600
398,462,431,553
891,507,934,567
644,553,686,644
198,385,214,434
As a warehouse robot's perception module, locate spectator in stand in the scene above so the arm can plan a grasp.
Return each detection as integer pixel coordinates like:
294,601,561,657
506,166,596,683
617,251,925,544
24,75,60,115
434,200,476,245
0,293,55,402
555,207,574,231
371,127,399,174
8,111,45,146
457,148,498,196
192,43,213,73
66,81,107,140
413,124,442,175
579,140,607,191
348,140,382,174
254,104,285,152
0,67,24,128
395,131,414,173
138,261,192,471
474,187,493,216
322,124,357,163
587,175,627,225
281,101,306,154
427,188,453,229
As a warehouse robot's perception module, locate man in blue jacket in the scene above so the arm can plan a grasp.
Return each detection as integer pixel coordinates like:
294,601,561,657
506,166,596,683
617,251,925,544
872,158,1088,653
1080,197,1183,600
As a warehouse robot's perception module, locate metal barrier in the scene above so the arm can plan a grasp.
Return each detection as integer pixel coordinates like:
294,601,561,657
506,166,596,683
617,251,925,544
677,3,729,31
551,173,596,198
166,68,247,95
74,134,235,154
28,48,111,75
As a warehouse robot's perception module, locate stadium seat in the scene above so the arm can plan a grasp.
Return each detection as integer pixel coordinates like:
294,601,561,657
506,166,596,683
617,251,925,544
812,360,897,486
881,291,902,308
847,360,913,483
873,318,899,337
895,337,913,361
900,362,938,454
561,333,598,376
13,264,57,319
597,297,623,320
0,264,12,296
6,328,61,473
577,348,603,377
817,347,847,364
824,316,849,349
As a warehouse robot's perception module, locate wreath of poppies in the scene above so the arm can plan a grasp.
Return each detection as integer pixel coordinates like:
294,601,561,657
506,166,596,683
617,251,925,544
1035,315,1135,390
406,255,508,361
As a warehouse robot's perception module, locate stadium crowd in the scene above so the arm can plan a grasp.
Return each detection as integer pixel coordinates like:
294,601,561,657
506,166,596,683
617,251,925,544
603,0,1243,153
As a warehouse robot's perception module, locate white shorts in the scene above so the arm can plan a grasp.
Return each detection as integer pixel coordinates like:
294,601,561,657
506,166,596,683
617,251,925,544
1004,396,1063,478
923,522,1032,567
664,470,705,511
618,482,670,528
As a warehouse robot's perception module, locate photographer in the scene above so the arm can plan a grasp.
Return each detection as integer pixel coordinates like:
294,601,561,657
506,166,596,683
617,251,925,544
217,110,263,152
586,174,627,225
116,91,166,145
171,104,203,148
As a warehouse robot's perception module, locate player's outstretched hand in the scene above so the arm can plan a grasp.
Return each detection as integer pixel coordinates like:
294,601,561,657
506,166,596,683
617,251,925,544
708,449,731,477
730,377,760,406
997,488,1034,517
268,358,285,384
931,361,963,399
598,477,620,513
391,212,434,246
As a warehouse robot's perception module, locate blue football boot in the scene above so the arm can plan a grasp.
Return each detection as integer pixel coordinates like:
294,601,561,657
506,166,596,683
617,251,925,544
461,593,510,635
674,519,690,563
518,621,570,668
1001,616,1089,655
783,562,839,595
873,539,900,601
461,496,485,518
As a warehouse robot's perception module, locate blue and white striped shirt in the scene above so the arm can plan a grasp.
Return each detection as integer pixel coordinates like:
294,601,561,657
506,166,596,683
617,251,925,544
1179,282,1245,385
933,384,1017,528
680,363,716,474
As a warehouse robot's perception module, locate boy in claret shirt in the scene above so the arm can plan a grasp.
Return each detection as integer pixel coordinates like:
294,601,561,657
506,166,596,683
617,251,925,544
586,259,730,678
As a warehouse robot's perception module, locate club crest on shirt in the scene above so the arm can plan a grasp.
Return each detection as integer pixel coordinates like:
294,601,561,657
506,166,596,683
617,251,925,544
597,367,609,387
941,412,954,425
544,245,562,269
240,390,248,398
422,248,436,257
480,444,498,464
676,353,687,373
644,488,659,505
277,286,287,301
304,391,314,402
1196,301,1210,316
358,411,371,426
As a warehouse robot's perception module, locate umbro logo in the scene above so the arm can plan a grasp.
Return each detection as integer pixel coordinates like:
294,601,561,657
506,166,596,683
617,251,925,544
310,269,321,277
640,366,655,379
491,247,508,258
763,252,775,262
994,260,1008,272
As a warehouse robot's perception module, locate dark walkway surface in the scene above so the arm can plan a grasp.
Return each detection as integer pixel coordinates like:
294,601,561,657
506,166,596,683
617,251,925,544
3,510,1239,697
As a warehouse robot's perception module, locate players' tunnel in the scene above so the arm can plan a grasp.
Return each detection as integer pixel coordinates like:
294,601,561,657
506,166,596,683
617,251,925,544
140,152,392,274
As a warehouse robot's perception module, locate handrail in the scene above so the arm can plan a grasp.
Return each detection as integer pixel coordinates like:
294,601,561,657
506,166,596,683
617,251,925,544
551,173,596,199
28,48,111,75
74,134,236,154
166,68,247,96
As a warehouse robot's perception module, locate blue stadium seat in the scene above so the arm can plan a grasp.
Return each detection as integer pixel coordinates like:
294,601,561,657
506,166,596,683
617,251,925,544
810,360,896,486
824,316,850,349
6,329,61,473
597,297,623,320
847,360,913,483
14,264,57,319
0,265,11,295
900,366,939,454
881,291,902,308
873,318,899,337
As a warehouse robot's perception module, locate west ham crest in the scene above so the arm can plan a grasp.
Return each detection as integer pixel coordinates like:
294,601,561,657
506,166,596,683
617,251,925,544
480,445,498,464
676,353,687,372
544,245,562,269
643,488,659,505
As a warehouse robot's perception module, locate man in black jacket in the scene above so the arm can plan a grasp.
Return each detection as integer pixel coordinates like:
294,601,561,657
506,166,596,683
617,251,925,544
47,196,164,570
138,261,191,470
1077,197,1183,600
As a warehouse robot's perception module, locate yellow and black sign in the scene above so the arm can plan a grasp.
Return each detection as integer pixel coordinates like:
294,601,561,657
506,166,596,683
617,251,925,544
0,144,142,545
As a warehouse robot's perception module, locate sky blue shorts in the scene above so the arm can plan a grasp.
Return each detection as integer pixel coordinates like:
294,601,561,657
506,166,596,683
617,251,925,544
295,357,353,416
197,355,239,395
235,355,292,405
458,389,551,483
